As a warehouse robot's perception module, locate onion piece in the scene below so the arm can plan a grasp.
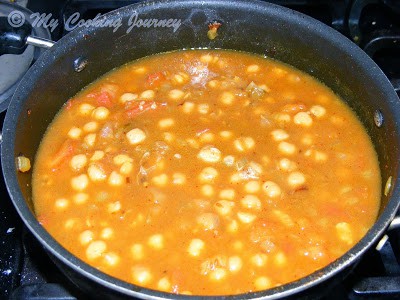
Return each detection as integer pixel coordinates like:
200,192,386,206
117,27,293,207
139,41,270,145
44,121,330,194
16,156,31,172
246,81,266,100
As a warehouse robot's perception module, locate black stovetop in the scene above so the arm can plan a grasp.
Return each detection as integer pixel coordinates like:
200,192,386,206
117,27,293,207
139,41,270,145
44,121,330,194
0,1,400,299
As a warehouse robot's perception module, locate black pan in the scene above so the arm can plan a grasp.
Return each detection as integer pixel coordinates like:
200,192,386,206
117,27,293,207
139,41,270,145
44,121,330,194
2,0,400,299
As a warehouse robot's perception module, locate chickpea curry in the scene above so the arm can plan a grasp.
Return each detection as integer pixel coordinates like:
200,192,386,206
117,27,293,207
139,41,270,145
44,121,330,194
32,50,381,295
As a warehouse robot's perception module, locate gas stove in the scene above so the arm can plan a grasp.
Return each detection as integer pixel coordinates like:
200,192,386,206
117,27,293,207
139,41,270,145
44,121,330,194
0,1,399,299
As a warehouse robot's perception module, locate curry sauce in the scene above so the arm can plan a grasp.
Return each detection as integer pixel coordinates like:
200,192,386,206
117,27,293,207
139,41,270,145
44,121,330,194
32,50,381,295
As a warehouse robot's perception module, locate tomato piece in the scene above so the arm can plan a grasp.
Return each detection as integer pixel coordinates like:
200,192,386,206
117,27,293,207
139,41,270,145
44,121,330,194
146,71,165,87
125,101,167,118
50,140,75,169
96,91,113,108
65,98,75,110
126,101,156,118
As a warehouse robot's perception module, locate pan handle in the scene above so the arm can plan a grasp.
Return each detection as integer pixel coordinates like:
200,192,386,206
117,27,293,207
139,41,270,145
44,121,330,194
375,216,400,251
26,36,55,49
390,79,400,93
389,216,400,230
0,16,54,56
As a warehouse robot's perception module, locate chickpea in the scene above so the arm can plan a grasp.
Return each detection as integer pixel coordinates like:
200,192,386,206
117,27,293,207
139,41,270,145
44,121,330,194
79,230,94,245
171,72,189,85
273,113,291,123
197,103,210,114
140,90,155,100
158,118,175,129
64,218,78,229
227,220,239,233
92,107,110,120
219,131,233,139
113,154,133,166
199,167,218,183
181,101,195,114
87,164,107,182
234,137,255,152
119,92,138,103
197,145,221,163
220,91,235,105
108,201,121,213
197,213,219,231
214,200,235,216
79,103,95,115
336,222,353,245
274,252,287,266
294,112,313,127
241,195,261,210
287,171,306,187
200,54,214,63
278,141,296,155
301,134,314,145
228,256,243,273
288,73,301,83
247,64,260,73
131,244,144,260
120,161,134,175
70,154,87,171
108,171,124,186
126,128,146,145
148,234,164,250
86,240,107,260
55,198,69,210
310,105,326,118
71,174,89,191
271,129,289,141
68,127,82,139
84,133,96,148
104,252,120,266
244,181,261,193
157,277,171,292
186,138,199,149
201,184,214,197
163,132,175,144
134,66,147,74
278,158,297,172
237,212,256,224
73,193,88,204
172,172,186,185
132,266,152,284
101,227,114,239
188,239,205,256
314,150,328,162
207,79,219,88
232,240,244,251
199,132,215,143
219,189,235,200
83,121,99,132
255,276,272,290
251,253,268,267
262,181,281,198
209,268,227,281
168,89,185,101
91,151,105,161
272,67,287,76
223,155,235,166
152,174,168,186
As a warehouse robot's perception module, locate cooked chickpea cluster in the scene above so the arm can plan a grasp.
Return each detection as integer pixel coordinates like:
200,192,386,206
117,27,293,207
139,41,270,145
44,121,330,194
32,50,380,296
